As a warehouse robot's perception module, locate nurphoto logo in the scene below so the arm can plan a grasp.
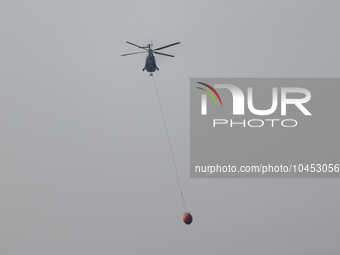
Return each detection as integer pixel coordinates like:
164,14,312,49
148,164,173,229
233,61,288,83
197,82,312,128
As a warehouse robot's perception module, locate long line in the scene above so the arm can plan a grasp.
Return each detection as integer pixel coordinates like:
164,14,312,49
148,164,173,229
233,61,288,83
152,75,188,212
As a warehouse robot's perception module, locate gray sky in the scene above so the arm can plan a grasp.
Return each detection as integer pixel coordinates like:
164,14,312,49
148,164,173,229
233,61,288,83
1,1,340,254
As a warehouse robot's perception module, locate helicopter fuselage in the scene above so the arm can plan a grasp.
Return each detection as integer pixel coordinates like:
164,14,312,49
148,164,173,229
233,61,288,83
143,52,159,73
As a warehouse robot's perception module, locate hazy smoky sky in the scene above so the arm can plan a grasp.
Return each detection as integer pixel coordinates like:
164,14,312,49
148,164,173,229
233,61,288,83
1,1,340,254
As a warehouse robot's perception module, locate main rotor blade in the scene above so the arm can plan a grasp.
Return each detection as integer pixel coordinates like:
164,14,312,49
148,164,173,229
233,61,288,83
154,51,174,57
154,42,180,51
126,41,147,49
121,51,147,56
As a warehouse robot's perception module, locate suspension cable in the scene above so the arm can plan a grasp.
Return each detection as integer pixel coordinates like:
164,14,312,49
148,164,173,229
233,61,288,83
152,75,188,212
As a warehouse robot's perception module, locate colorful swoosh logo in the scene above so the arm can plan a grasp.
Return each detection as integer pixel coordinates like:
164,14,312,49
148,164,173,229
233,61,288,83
196,82,223,106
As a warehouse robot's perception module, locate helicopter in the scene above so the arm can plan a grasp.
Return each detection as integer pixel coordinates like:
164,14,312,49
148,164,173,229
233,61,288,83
121,41,180,76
